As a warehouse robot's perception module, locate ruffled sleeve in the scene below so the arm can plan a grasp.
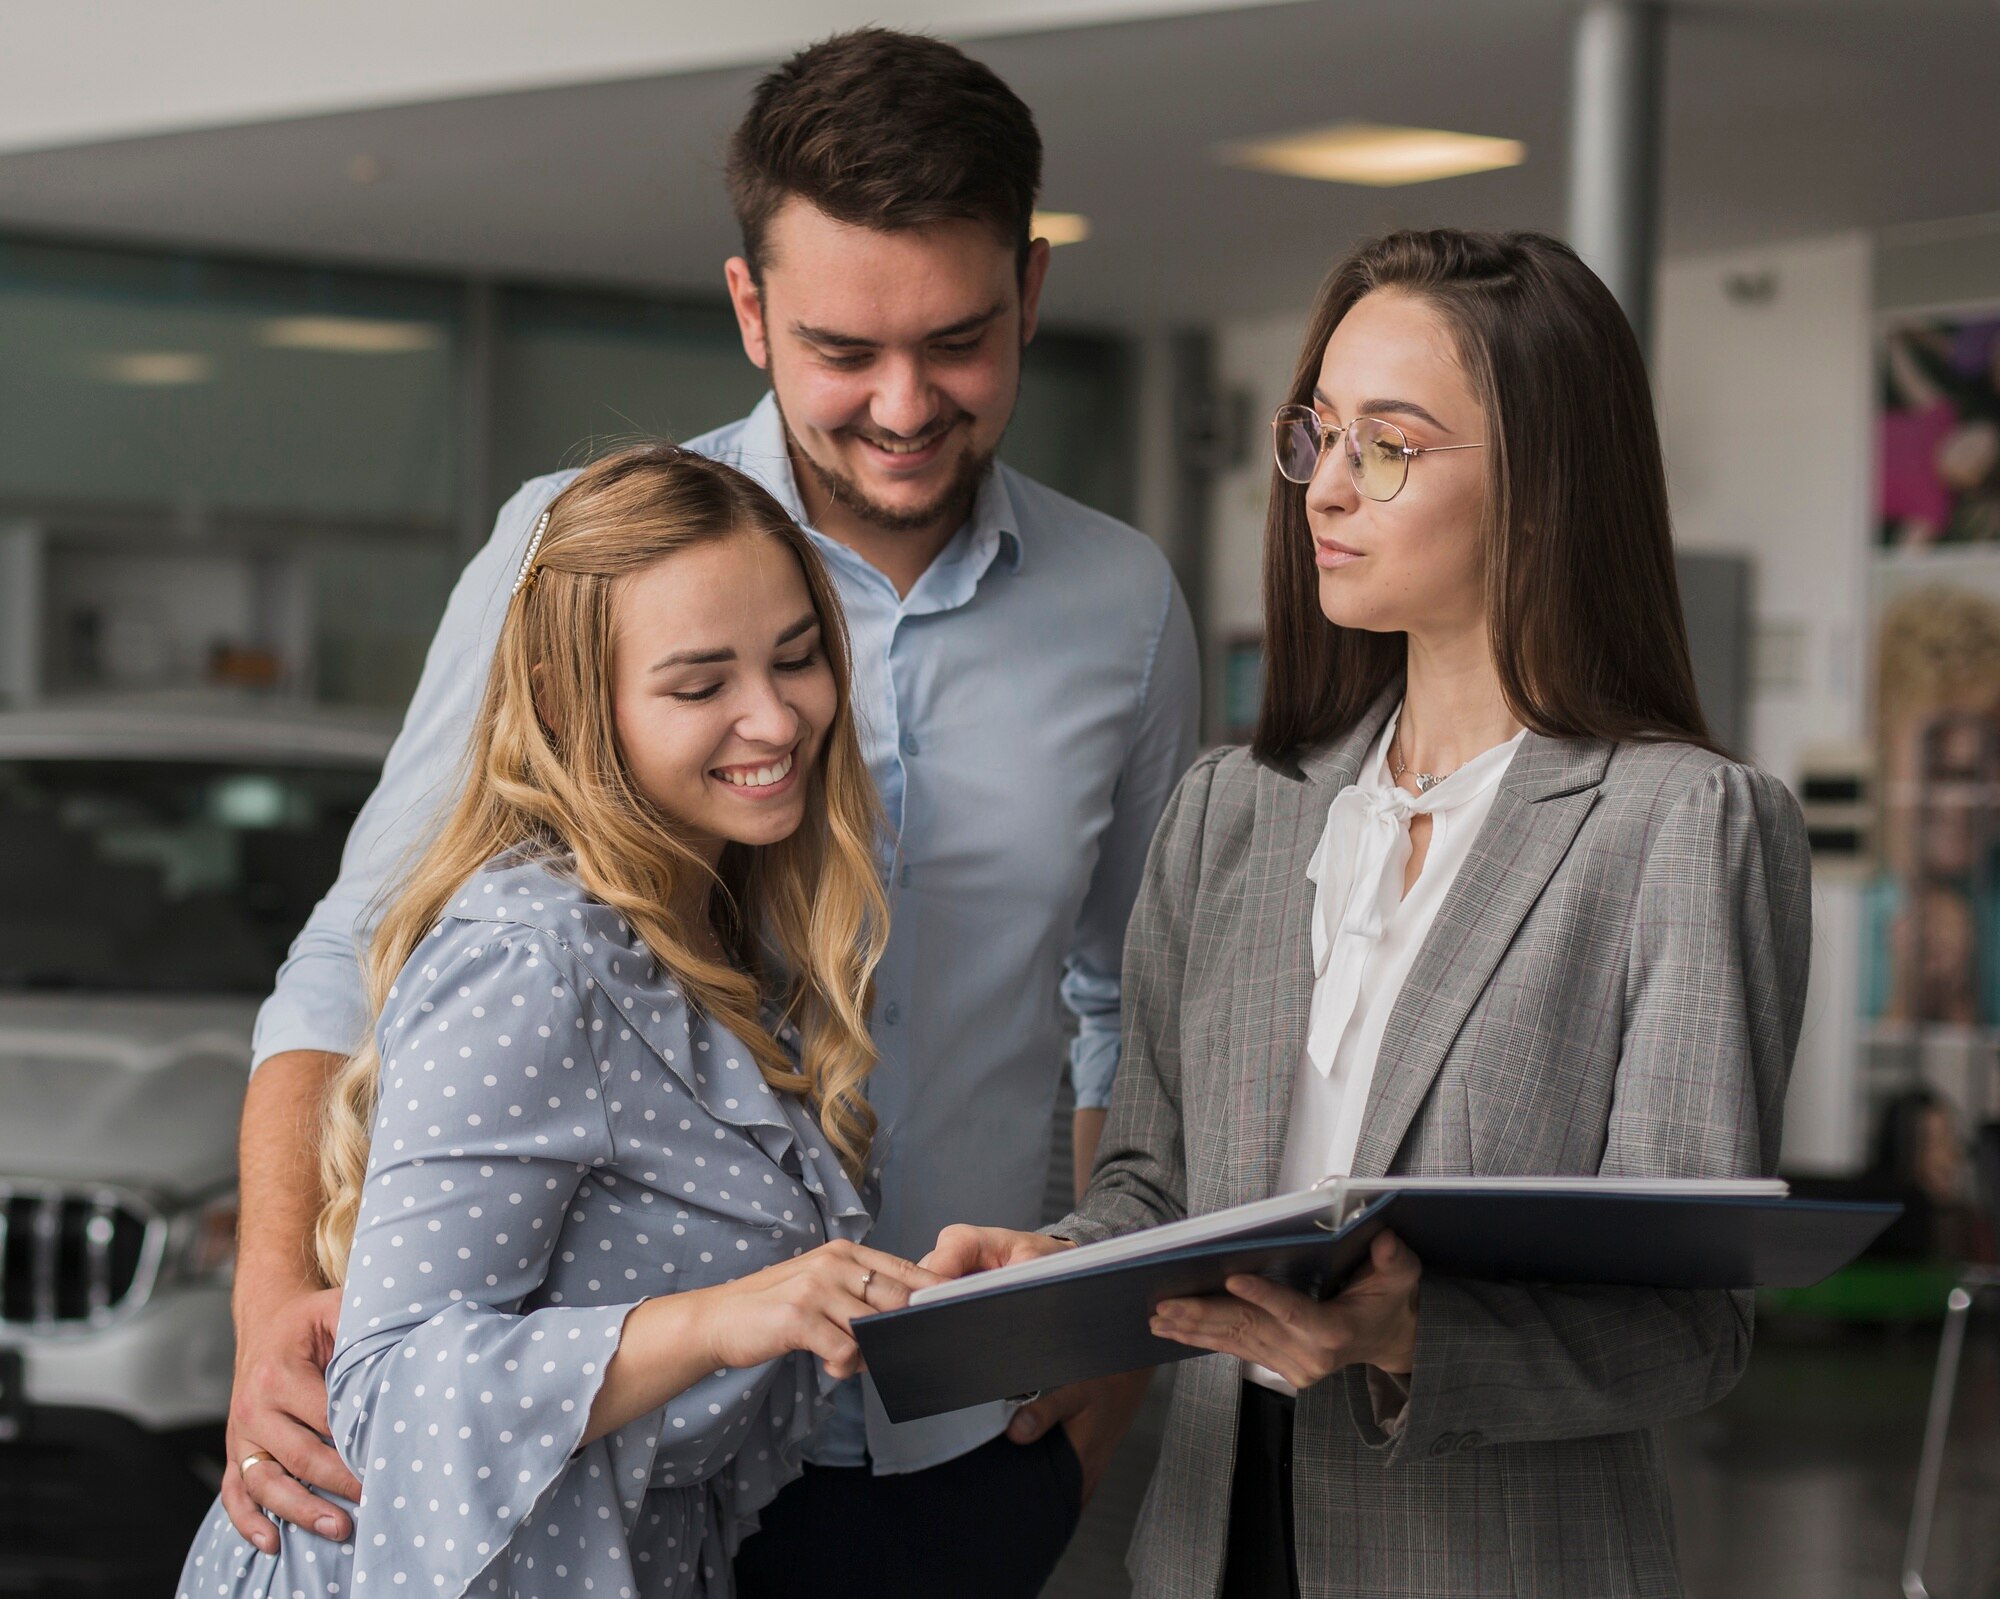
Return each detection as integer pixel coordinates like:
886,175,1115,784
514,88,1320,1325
327,868,881,1597
326,918,646,1597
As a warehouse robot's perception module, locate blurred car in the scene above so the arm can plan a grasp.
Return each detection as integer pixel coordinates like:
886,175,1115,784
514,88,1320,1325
0,702,388,1594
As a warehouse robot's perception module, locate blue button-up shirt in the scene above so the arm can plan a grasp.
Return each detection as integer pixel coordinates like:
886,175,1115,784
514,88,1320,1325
253,393,1199,1472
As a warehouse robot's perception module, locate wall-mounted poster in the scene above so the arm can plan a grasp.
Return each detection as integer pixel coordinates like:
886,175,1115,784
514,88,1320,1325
1865,578,2000,1028
1878,310,2000,548
1865,306,2000,1133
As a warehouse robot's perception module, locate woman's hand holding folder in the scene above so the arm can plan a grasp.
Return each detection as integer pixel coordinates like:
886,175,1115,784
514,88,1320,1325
921,1221,1421,1394
1150,1229,1422,1389
863,1187,1890,1429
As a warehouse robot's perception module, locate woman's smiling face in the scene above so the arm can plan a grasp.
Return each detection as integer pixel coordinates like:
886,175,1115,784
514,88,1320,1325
1303,289,1491,645
610,531,839,861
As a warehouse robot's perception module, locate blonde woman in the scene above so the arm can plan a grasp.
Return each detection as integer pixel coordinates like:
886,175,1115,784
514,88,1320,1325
179,444,932,1599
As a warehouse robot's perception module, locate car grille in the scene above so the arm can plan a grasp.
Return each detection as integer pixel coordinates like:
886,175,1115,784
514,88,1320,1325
0,1183,158,1328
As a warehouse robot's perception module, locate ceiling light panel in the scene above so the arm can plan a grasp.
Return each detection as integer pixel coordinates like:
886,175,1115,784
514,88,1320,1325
96,351,214,385
1224,122,1526,187
260,316,444,354
1032,211,1092,247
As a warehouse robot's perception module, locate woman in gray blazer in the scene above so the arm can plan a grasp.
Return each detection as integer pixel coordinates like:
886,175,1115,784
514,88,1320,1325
928,230,1812,1599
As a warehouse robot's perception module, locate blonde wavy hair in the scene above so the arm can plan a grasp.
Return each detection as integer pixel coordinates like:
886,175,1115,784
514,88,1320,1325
314,444,888,1286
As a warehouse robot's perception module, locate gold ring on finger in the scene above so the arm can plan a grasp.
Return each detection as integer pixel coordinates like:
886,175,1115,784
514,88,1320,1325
241,1452,275,1475
859,1268,876,1298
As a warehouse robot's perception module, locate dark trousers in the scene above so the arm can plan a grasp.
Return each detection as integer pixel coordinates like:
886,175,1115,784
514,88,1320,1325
1220,1382,1301,1599
733,1426,1083,1599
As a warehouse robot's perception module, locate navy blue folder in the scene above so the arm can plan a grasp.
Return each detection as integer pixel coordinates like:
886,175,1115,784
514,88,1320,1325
854,1189,1900,1424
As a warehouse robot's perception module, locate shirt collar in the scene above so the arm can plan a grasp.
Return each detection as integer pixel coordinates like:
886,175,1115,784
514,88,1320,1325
732,391,1026,580
973,462,1027,574
731,392,811,522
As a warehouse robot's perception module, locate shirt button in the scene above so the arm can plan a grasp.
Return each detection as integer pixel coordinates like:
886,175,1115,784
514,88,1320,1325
1429,1432,1459,1458
900,733,919,757
884,1003,902,1026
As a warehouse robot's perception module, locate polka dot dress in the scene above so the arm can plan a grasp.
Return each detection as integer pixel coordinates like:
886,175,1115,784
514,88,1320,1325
179,854,870,1599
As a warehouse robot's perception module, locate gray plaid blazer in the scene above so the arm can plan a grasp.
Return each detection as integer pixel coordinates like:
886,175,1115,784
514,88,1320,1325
1056,691,1812,1599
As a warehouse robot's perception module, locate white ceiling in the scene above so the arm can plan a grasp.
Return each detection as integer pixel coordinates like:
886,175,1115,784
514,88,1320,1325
1,0,1996,328
0,0,1305,152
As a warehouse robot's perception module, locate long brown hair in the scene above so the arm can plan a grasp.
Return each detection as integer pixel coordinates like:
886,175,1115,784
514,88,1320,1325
1254,229,1716,762
315,444,888,1285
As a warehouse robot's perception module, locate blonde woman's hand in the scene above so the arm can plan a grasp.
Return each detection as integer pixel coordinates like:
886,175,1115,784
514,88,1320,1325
691,1240,941,1379
920,1224,1075,1280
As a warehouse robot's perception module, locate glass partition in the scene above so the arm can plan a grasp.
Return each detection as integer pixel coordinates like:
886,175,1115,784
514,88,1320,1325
494,288,769,500
0,236,1142,717
1009,331,1138,525
0,238,459,523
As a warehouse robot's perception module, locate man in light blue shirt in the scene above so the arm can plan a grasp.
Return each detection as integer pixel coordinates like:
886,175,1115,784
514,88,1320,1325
225,29,1196,1597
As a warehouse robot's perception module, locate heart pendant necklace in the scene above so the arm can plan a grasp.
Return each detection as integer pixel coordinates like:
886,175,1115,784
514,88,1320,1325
1390,728,1456,795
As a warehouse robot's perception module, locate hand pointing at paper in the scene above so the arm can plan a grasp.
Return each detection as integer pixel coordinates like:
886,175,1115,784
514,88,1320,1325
921,1224,1076,1280
921,1226,1149,1507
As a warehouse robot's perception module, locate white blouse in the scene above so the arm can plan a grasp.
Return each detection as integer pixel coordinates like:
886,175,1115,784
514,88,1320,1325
1248,706,1524,1396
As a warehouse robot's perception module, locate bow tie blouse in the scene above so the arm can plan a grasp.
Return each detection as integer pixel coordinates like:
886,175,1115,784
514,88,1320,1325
1245,710,1521,1398
1280,708,1525,1195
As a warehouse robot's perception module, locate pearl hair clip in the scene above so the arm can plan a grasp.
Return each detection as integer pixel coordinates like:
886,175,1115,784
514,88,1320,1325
512,508,552,597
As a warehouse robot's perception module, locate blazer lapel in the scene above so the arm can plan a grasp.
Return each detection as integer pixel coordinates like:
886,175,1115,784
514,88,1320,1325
1236,690,1399,1206
1348,732,1613,1180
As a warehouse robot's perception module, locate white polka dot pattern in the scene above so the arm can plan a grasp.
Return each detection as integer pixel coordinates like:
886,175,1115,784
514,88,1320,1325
177,855,869,1599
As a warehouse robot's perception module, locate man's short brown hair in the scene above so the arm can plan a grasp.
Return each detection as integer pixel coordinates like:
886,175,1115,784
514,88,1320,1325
726,29,1043,281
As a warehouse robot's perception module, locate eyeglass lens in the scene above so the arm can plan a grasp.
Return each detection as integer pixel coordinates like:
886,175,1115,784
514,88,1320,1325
1271,404,1411,502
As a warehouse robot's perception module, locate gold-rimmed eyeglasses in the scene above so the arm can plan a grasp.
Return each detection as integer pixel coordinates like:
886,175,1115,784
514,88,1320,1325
1271,403,1485,502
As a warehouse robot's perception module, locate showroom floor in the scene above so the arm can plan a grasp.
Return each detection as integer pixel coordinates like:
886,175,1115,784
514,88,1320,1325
8,1317,1995,1596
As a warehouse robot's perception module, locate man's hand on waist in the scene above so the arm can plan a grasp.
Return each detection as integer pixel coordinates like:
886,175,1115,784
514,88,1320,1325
221,1284,361,1552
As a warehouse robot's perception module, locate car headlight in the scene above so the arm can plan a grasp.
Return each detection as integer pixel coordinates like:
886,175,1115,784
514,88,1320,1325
161,1188,238,1288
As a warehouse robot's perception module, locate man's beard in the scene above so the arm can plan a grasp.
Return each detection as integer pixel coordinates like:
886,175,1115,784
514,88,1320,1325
785,414,994,535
